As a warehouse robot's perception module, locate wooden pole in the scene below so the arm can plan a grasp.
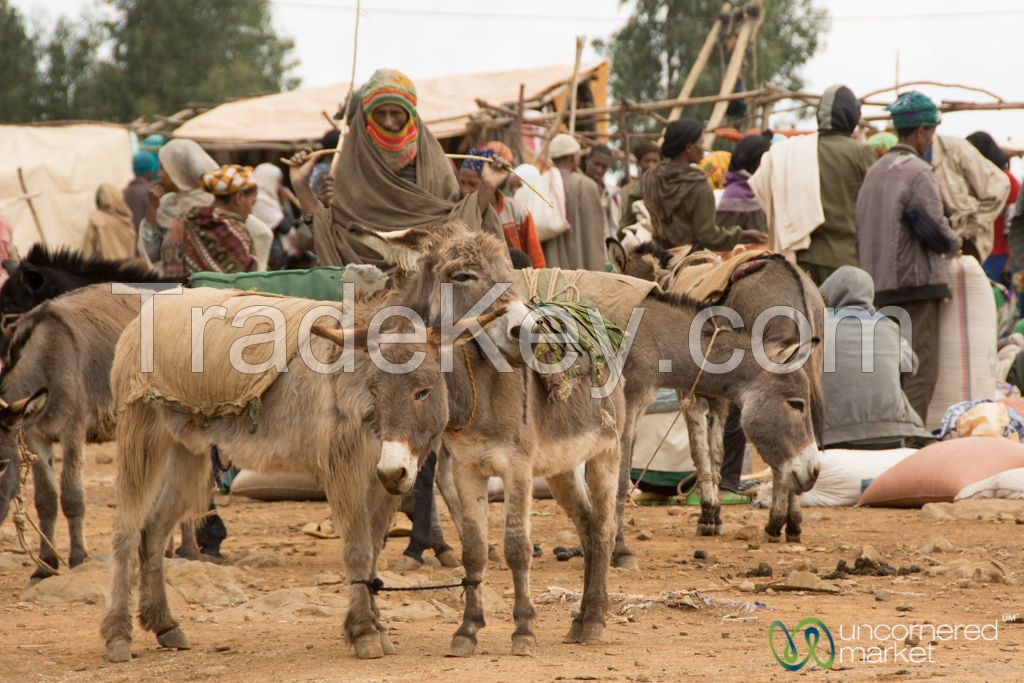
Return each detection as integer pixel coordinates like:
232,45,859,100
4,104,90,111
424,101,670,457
568,35,585,135
667,2,731,122
513,83,526,162
329,0,362,178
16,167,45,245
619,104,632,184
704,0,763,147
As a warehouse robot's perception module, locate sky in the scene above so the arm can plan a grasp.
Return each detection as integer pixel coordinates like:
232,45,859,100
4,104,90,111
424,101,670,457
14,0,1024,144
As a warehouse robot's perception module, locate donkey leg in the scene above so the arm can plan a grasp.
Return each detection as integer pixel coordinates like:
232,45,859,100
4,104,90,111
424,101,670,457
611,403,641,569
366,482,400,655
398,451,435,569
435,444,463,540
28,439,60,580
682,399,717,537
138,446,208,650
450,458,489,657
502,464,537,656
545,470,593,643
428,489,458,566
705,398,730,535
578,446,620,644
785,492,804,543
763,473,788,542
175,521,201,560
58,430,88,567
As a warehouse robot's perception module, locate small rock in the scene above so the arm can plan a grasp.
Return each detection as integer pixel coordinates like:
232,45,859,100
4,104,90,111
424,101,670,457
636,529,654,541
919,536,954,554
315,571,344,586
896,604,914,612
905,634,920,647
214,644,232,652
875,590,892,602
921,503,954,522
858,544,880,563
95,453,114,465
739,580,755,593
693,550,707,560
666,507,682,516
744,562,773,578
734,525,760,541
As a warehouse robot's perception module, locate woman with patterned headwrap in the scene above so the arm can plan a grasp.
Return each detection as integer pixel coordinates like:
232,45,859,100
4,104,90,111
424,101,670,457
296,68,508,268
161,164,259,278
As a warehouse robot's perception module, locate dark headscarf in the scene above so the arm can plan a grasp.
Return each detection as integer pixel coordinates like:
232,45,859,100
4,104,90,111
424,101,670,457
817,84,861,136
661,118,704,158
634,140,660,160
729,135,772,174
967,131,1008,170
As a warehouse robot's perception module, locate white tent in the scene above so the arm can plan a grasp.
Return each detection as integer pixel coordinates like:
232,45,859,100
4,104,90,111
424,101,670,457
0,123,134,254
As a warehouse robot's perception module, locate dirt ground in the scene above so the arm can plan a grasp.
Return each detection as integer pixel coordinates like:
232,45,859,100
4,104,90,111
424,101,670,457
2,441,1023,683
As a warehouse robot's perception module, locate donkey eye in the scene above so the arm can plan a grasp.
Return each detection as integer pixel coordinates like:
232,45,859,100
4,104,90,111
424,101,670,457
414,388,431,401
786,399,806,413
450,272,476,283
0,460,7,474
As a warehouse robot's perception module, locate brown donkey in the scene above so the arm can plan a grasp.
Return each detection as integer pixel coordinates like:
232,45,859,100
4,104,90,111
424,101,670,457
101,289,503,662
607,239,825,560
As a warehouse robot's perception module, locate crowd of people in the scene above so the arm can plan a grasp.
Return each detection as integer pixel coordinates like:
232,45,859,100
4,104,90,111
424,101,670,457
80,70,1021,444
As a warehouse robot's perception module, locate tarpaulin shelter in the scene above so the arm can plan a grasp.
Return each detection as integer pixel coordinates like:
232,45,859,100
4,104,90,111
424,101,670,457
173,63,609,151
0,123,133,254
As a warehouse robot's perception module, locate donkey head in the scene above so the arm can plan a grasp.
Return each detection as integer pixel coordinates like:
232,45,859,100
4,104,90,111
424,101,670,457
312,307,505,495
347,223,531,359
732,336,821,494
0,389,48,524
606,238,671,286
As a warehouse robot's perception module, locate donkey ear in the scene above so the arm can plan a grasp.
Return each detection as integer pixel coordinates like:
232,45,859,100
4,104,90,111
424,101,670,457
606,237,627,273
346,224,432,270
310,324,370,353
428,304,509,347
0,388,48,429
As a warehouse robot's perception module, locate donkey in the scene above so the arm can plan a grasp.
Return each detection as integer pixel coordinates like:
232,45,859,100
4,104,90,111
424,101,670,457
0,284,144,579
607,238,825,557
100,289,505,663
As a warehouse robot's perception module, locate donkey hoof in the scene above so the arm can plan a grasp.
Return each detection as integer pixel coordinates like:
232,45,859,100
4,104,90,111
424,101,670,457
379,631,397,656
580,622,605,644
786,533,802,544
156,627,191,650
436,549,461,568
106,638,133,663
563,621,584,644
765,532,782,544
393,555,424,573
697,523,718,536
610,553,639,571
487,546,502,564
448,634,477,657
29,565,57,583
511,634,536,657
354,634,384,659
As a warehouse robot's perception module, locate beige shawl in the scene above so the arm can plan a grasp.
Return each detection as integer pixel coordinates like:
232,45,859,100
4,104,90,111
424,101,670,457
81,184,136,260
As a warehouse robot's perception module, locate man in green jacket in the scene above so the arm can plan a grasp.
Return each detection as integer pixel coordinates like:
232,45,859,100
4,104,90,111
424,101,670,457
797,84,878,285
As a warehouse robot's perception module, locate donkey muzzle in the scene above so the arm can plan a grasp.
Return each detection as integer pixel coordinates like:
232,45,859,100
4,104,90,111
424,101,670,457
782,443,821,494
377,440,417,495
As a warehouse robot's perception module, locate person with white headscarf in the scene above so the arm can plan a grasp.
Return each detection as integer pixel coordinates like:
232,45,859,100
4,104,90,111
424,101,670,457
138,138,273,272
543,133,606,270
252,163,286,229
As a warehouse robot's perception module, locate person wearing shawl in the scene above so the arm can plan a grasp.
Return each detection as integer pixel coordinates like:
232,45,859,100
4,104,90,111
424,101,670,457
716,135,771,233
123,151,158,234
138,139,273,272
81,184,137,260
583,144,621,239
160,164,259,278
632,118,765,251
542,133,607,270
457,144,546,268
304,69,507,268
966,131,1019,284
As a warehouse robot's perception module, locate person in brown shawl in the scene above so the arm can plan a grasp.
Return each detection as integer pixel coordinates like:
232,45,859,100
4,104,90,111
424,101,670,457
542,133,607,270
293,69,508,268
629,118,766,251
81,184,137,260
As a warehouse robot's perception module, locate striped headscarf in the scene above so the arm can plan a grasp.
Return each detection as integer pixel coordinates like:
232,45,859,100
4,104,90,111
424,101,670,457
200,164,256,196
362,68,419,171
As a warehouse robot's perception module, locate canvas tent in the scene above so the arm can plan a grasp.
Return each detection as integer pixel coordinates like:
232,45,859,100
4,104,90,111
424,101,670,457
0,123,133,254
173,62,609,150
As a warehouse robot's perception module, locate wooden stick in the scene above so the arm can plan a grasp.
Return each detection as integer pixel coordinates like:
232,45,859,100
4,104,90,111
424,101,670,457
668,2,731,121
329,0,362,178
568,35,585,135
513,83,526,162
280,148,336,165
446,154,553,208
321,111,339,130
15,167,45,245
705,0,763,147
859,80,1004,104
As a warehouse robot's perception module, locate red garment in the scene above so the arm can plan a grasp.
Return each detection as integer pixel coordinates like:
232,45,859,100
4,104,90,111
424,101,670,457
162,206,257,279
991,170,1020,257
495,193,546,268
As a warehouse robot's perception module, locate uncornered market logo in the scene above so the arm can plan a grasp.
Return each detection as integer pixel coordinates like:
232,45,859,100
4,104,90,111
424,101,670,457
769,618,836,671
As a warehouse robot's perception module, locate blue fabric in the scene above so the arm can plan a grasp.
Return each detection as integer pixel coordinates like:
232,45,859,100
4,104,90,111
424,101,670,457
133,151,158,177
934,399,1024,440
983,252,1009,284
460,147,495,176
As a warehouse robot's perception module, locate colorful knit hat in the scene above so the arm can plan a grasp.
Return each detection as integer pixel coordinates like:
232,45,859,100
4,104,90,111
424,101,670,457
200,164,256,196
362,68,419,171
133,151,159,177
886,91,941,130
460,147,496,176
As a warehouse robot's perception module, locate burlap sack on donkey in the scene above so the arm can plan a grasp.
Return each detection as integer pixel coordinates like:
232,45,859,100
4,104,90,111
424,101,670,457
121,287,343,424
668,247,771,304
512,268,660,331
